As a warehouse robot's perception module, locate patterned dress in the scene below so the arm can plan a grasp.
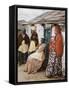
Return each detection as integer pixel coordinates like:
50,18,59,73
45,40,62,77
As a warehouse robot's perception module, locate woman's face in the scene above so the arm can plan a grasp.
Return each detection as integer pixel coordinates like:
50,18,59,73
38,44,45,52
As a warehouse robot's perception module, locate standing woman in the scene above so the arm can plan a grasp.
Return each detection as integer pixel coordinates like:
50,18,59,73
29,25,39,54
45,24,63,77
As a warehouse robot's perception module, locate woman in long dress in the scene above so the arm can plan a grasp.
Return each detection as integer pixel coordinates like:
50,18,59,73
24,44,46,74
18,29,30,65
29,25,39,54
45,24,63,78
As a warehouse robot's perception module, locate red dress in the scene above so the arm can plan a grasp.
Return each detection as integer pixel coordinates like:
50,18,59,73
55,33,63,57
49,33,63,57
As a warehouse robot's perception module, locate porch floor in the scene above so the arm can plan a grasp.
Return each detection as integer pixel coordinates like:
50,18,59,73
18,64,64,82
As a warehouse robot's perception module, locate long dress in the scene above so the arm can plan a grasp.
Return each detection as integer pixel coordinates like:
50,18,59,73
45,48,62,77
45,35,63,77
18,40,29,65
18,33,30,65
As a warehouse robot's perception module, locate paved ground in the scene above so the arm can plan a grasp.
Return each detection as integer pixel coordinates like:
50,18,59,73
18,64,65,82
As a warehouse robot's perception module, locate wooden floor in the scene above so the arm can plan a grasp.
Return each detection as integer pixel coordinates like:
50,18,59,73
18,64,65,82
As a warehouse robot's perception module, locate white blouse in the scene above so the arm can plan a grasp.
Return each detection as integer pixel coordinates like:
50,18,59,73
18,40,29,53
28,50,45,61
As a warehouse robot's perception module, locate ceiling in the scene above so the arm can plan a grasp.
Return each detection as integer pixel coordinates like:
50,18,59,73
18,8,65,24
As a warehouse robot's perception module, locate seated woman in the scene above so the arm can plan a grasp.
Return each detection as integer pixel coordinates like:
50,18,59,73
24,43,46,74
18,29,30,65
28,25,39,55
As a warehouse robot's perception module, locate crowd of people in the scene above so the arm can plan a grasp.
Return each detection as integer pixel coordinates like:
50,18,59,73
18,24,64,78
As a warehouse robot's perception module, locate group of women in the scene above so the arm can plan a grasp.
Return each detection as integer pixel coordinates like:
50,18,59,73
18,24,63,78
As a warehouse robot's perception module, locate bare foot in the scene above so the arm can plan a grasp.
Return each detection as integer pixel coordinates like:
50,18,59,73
32,71,37,74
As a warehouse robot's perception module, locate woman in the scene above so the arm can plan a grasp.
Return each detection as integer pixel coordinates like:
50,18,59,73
24,44,46,74
18,29,30,65
29,25,39,54
45,24,63,78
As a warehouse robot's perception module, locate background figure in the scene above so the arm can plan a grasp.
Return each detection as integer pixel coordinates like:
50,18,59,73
45,24,63,78
29,25,39,54
36,24,44,44
18,29,30,65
